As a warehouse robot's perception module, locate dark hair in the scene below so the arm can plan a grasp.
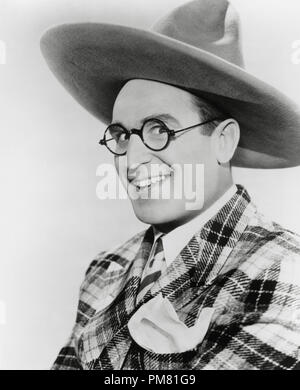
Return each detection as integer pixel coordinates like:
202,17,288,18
190,94,228,135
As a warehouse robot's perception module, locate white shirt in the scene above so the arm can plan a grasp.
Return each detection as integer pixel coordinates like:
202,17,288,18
151,184,237,266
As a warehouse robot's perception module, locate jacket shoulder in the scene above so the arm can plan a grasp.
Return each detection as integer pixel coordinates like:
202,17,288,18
217,209,300,333
243,209,300,262
84,229,147,280
232,210,300,310
225,208,300,295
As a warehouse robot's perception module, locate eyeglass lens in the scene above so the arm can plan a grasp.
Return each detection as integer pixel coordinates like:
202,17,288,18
105,119,169,155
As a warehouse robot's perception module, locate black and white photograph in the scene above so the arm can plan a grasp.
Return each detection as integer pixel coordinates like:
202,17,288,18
1,0,300,372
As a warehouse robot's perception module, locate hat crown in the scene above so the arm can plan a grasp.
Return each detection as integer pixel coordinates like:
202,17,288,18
152,0,244,67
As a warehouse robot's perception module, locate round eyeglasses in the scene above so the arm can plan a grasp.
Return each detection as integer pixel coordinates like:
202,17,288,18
99,117,223,156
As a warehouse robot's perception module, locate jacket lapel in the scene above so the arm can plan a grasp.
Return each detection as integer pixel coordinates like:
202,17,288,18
82,226,154,369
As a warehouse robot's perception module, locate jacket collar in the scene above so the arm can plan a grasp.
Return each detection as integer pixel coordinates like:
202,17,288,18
160,184,237,267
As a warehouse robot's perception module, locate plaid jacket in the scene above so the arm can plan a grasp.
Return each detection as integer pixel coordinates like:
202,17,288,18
52,185,300,370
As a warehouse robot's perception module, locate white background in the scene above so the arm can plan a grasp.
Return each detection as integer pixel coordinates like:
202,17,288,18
0,0,300,369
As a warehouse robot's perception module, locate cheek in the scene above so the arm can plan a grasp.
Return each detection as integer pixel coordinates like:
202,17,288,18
114,156,127,180
166,136,213,165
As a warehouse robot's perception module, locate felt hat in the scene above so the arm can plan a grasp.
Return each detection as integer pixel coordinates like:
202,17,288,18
40,0,300,168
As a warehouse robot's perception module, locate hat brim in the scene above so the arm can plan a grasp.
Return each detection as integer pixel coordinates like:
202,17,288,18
40,23,300,168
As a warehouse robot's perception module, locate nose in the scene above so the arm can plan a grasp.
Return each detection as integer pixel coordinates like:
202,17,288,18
126,131,152,169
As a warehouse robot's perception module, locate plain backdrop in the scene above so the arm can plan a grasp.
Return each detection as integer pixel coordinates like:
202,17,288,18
0,0,300,369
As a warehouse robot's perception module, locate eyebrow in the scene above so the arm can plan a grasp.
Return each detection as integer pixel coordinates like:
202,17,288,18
142,114,181,127
112,113,181,128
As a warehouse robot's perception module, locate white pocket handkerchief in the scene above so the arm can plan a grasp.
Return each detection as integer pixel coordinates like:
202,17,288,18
128,293,214,354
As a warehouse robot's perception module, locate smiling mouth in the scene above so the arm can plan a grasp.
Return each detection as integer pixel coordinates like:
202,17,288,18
132,174,172,190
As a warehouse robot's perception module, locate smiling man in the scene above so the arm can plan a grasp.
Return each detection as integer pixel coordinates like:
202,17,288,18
41,0,300,370
111,79,239,232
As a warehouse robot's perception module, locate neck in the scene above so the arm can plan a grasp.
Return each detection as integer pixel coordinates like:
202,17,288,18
203,172,234,212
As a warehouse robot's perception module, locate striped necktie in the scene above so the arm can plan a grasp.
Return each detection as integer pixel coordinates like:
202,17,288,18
137,234,166,304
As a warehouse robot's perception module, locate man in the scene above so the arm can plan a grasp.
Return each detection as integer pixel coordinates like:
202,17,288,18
41,0,300,369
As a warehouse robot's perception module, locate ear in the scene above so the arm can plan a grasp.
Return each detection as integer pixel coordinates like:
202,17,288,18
211,119,240,165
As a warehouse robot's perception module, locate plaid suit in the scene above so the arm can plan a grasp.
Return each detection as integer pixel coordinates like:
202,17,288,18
52,185,300,370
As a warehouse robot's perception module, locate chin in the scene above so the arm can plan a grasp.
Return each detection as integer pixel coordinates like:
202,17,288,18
131,199,185,227
133,207,168,225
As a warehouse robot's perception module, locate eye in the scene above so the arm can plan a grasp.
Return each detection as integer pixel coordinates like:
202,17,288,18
108,126,128,142
148,124,167,136
118,132,128,142
152,126,166,134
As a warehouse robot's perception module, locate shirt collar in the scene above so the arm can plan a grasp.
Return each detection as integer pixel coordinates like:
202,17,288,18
152,184,237,266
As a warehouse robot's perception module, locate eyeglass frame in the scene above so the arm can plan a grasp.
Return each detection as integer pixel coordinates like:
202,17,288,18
99,117,224,156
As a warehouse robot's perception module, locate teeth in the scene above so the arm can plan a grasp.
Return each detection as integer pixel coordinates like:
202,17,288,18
135,175,169,189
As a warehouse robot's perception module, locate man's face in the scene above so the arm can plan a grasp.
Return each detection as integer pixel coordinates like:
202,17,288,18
112,79,220,232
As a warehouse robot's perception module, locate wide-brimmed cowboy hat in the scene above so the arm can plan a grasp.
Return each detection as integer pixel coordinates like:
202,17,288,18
40,0,300,168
